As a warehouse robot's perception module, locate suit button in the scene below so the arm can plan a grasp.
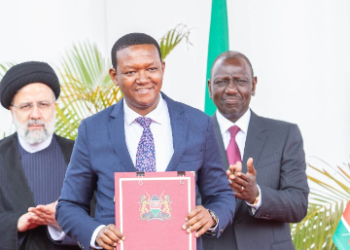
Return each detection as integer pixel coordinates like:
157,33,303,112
236,217,242,223
261,214,271,219
220,228,225,234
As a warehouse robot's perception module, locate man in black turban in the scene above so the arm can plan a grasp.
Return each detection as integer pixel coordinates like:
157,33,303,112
0,61,82,250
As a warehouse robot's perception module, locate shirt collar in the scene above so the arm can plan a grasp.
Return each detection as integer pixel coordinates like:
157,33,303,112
216,108,251,135
124,94,167,125
17,133,53,153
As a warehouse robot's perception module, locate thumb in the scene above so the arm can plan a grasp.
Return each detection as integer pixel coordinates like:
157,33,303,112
247,158,256,175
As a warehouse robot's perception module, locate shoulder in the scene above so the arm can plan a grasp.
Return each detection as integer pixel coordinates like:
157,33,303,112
0,133,17,149
163,93,210,122
251,111,301,138
54,134,75,146
252,112,298,129
82,102,120,126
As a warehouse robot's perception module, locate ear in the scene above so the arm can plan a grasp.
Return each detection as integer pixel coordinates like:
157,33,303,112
208,79,213,99
9,106,15,123
161,61,166,72
251,76,257,96
109,67,119,87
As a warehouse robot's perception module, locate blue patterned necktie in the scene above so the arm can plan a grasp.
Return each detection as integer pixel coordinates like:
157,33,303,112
135,117,156,172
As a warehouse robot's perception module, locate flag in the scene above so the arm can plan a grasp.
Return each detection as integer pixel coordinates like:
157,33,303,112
204,0,229,115
333,201,350,249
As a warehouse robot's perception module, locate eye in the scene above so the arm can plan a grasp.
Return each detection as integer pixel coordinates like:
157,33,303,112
38,102,50,108
148,67,157,71
215,79,228,85
124,71,136,75
19,103,33,110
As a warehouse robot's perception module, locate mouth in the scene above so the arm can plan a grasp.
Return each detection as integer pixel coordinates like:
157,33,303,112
28,125,44,130
135,88,153,94
224,97,242,104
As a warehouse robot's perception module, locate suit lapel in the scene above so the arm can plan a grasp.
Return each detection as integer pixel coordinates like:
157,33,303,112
242,111,268,173
1,134,35,209
234,111,267,212
107,101,136,172
212,113,229,169
162,94,188,171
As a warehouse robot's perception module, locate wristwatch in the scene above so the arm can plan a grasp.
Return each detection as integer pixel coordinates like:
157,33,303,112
207,209,219,233
251,188,260,205
252,194,260,205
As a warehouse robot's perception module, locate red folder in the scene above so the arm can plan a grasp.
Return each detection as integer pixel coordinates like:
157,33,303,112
114,171,196,250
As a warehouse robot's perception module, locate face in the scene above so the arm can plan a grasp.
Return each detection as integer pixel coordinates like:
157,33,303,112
109,44,165,116
208,56,257,123
10,83,56,144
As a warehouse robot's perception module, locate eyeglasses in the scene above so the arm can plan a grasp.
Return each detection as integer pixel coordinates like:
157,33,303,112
11,100,55,112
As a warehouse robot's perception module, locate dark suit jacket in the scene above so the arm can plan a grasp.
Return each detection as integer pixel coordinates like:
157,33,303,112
56,93,235,250
203,111,309,250
0,133,79,250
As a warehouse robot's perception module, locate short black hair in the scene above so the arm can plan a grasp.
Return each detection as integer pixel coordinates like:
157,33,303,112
211,51,254,78
111,33,162,69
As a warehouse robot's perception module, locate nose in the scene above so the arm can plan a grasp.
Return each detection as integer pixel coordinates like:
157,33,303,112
225,80,238,94
137,70,150,84
30,104,42,119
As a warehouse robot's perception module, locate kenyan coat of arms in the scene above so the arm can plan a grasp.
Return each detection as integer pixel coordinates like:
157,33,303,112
139,192,172,221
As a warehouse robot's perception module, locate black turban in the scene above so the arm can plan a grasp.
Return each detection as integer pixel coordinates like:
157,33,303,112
0,61,60,109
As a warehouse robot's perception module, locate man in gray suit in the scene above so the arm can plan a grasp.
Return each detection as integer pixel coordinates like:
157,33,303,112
202,51,309,250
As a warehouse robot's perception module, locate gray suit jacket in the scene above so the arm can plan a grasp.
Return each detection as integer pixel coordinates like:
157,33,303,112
203,111,309,250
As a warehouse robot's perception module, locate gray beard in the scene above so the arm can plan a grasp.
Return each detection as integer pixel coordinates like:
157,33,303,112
13,113,55,145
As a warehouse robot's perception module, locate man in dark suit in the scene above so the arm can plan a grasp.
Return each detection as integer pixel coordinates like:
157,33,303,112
56,33,235,250
0,62,81,249
202,51,309,250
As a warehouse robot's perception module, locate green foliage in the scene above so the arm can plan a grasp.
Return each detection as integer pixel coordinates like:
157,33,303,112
0,62,14,78
54,42,121,139
160,24,191,60
291,161,350,249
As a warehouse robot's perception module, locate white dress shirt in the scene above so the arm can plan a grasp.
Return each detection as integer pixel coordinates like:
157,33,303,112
124,95,174,171
215,109,262,212
91,94,174,248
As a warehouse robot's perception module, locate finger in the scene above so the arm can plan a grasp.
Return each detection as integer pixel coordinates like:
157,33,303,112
96,226,120,249
185,212,205,233
185,206,202,222
231,183,245,194
247,158,256,175
28,207,37,213
96,236,115,250
230,174,247,187
235,172,251,183
35,205,51,213
106,224,125,242
234,192,244,199
228,162,242,175
235,161,242,173
97,233,117,249
183,206,203,231
195,222,211,238
193,209,214,237
226,169,232,178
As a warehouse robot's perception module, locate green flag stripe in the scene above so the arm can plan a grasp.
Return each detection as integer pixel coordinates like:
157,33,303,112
333,217,350,250
204,0,229,115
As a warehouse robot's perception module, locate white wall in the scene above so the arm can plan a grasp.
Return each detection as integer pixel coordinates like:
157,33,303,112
0,0,349,168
